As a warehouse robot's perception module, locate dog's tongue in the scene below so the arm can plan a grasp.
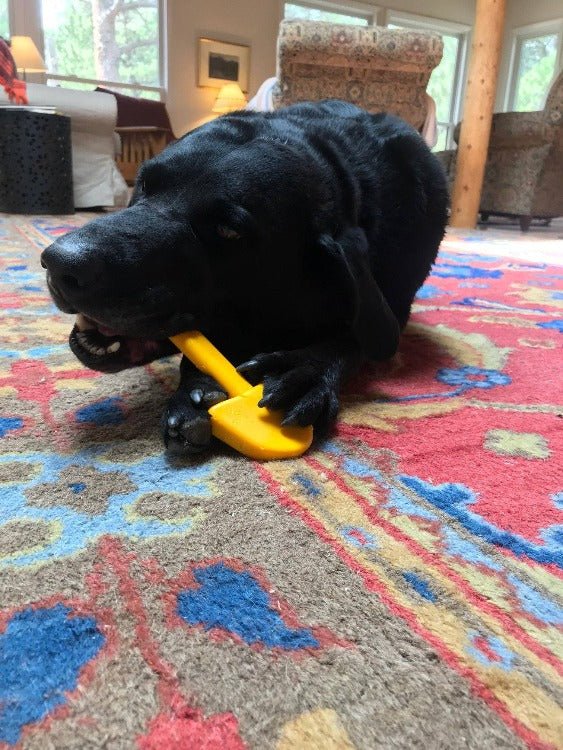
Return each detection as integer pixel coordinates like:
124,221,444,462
71,312,177,371
98,323,121,337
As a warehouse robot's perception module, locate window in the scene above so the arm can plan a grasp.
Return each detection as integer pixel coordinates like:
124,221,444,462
41,0,165,100
0,0,9,39
284,2,377,27
506,21,563,112
387,11,470,151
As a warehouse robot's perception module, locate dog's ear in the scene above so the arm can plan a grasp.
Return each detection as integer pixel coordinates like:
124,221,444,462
317,228,400,361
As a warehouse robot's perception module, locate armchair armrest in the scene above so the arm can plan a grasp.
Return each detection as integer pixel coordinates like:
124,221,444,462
454,111,549,149
489,111,549,148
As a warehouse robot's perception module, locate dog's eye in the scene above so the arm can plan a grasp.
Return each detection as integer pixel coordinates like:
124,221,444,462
217,224,241,240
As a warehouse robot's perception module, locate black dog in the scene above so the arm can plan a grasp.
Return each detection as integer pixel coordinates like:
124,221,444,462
41,100,448,454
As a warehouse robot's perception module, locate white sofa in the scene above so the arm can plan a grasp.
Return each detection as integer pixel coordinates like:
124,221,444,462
0,83,128,209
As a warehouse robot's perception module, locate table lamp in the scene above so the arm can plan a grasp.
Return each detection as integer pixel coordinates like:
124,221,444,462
10,36,46,81
212,83,247,114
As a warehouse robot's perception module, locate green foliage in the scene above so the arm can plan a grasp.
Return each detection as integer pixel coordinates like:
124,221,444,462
427,34,459,123
44,0,95,79
114,0,159,85
0,0,10,39
43,0,159,91
514,36,557,111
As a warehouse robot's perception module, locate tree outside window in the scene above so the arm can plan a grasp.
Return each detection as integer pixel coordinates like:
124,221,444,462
41,0,161,99
513,34,558,111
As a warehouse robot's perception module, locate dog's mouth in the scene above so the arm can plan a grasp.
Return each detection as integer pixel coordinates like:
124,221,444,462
69,313,185,372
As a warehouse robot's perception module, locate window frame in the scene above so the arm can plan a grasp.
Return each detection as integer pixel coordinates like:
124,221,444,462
385,10,471,151
504,18,563,113
281,1,381,28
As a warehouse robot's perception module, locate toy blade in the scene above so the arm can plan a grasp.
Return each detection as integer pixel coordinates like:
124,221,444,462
209,385,313,460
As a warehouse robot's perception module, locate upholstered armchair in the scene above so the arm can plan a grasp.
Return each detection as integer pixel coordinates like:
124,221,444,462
437,70,563,230
272,20,443,132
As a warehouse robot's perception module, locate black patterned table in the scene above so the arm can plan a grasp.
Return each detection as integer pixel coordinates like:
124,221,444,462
0,108,73,214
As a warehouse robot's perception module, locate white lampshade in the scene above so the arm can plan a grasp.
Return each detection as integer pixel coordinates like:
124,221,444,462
10,36,46,73
212,83,247,114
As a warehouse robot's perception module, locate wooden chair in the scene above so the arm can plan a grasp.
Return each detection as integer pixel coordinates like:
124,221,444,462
115,126,170,186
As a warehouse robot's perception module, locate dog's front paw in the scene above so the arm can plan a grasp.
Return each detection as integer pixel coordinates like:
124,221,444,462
162,379,227,454
238,350,340,434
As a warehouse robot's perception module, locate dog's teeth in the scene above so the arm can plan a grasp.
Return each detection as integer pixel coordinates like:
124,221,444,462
76,334,105,357
106,341,121,353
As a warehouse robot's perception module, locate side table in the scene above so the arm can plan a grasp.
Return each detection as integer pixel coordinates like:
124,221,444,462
0,109,74,214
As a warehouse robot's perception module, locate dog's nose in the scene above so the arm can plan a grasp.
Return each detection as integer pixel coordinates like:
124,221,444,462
41,236,104,293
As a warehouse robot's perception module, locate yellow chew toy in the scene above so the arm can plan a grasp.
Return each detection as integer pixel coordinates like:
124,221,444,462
170,331,314,460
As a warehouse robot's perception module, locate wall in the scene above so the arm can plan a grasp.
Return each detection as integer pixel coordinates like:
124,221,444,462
8,0,45,84
167,0,281,136
505,0,563,28
166,0,477,136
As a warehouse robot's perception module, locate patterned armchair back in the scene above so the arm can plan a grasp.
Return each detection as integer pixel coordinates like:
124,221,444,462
273,20,443,131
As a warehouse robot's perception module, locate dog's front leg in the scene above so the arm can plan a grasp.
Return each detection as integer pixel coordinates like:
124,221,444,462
237,335,361,436
162,356,227,454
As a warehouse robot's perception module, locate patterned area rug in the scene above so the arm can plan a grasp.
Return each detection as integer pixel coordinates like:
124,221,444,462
1,213,562,750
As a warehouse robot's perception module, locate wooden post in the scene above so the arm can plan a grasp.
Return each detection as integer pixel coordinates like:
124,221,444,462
450,0,506,228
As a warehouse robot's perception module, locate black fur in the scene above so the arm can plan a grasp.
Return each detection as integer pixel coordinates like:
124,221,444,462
41,100,448,454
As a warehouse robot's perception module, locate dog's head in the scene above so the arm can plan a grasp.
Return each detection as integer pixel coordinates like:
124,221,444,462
42,113,346,371
42,109,395,372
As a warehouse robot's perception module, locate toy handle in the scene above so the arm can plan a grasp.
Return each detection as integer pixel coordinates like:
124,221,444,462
170,331,251,398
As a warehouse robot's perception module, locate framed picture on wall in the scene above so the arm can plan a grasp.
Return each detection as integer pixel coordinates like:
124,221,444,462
198,38,250,92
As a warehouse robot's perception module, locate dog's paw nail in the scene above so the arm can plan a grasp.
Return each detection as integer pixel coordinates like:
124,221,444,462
190,388,203,405
237,359,258,372
203,390,227,407
258,395,273,408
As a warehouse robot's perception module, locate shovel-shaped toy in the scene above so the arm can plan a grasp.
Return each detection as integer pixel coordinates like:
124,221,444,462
170,332,314,460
